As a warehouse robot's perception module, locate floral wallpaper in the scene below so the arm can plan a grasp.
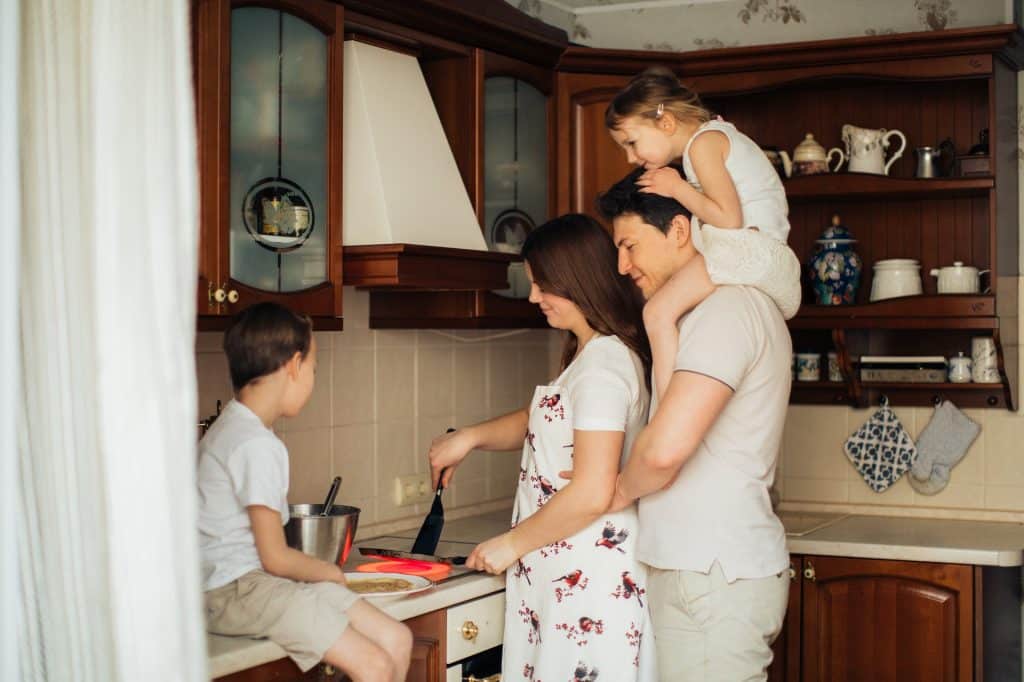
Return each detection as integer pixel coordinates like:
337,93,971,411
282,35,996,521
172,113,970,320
507,0,1005,52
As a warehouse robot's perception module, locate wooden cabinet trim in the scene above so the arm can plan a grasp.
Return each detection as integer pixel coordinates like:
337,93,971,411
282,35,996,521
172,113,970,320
557,25,1022,76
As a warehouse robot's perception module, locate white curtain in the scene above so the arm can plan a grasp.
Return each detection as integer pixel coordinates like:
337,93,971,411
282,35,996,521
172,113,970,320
18,0,207,680
2,0,22,680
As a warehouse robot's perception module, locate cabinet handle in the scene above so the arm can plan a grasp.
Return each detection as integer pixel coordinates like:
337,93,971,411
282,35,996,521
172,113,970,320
789,566,797,581
212,287,227,303
461,620,479,641
322,663,336,676
804,560,816,582
226,289,239,304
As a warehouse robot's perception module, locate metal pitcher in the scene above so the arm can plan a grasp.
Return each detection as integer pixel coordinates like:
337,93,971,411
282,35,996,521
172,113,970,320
915,146,942,178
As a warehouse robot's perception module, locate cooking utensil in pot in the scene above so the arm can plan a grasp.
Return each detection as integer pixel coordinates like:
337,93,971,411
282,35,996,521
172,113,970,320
411,428,455,555
285,503,359,565
320,476,342,516
359,546,467,565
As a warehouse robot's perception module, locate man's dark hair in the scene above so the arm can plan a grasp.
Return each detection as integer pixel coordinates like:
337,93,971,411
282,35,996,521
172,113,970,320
223,302,313,392
596,167,692,234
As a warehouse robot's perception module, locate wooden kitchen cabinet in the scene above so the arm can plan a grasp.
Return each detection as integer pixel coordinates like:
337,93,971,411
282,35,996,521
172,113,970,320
340,7,565,328
768,556,802,682
801,555,974,682
192,0,345,328
555,26,1021,409
406,610,446,682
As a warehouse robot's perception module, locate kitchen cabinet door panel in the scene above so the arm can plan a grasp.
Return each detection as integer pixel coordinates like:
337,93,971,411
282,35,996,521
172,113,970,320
801,556,973,682
768,556,801,682
193,0,344,322
406,610,446,682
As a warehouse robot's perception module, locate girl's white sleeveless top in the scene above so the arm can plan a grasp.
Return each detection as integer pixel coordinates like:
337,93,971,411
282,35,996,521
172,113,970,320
681,119,790,242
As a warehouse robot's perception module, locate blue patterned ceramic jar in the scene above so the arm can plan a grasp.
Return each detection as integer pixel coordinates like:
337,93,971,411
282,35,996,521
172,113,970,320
808,214,862,305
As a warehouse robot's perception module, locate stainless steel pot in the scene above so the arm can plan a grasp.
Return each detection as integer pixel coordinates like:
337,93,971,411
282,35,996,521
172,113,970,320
285,504,360,565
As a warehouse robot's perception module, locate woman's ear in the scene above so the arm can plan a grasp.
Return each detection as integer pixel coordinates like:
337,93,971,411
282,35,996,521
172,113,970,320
669,214,691,247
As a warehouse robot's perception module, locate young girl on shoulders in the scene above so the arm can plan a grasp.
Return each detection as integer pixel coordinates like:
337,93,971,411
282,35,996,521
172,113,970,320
606,66,802,398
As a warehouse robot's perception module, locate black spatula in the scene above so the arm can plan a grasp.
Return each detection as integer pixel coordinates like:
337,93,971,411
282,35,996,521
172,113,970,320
411,428,454,555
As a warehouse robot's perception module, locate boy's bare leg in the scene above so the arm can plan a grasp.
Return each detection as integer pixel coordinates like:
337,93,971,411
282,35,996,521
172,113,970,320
643,254,716,401
324,600,413,682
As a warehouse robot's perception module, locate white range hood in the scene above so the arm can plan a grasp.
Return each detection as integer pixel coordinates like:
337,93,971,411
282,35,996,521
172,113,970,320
342,40,487,251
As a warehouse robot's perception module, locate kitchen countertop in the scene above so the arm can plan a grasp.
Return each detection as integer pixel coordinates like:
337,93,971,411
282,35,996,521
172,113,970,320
207,508,1024,678
785,513,1024,567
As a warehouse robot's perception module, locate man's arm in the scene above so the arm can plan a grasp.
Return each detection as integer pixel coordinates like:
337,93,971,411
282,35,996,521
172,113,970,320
614,370,733,505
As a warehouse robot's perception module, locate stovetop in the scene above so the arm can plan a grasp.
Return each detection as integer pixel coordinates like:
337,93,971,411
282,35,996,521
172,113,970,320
351,535,480,583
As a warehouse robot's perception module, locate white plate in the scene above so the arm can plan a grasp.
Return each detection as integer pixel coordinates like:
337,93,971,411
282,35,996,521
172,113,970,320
344,572,433,597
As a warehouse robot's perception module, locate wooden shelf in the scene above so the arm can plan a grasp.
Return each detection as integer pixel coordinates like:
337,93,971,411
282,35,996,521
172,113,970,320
791,381,851,405
789,295,998,330
863,381,1002,391
367,290,547,328
342,244,515,290
860,381,1009,409
783,174,993,201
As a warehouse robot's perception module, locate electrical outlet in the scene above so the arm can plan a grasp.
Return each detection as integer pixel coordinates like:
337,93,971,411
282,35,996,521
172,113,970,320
393,473,433,507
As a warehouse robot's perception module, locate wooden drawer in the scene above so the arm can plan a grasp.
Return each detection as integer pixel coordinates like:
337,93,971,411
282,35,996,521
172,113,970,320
445,591,505,663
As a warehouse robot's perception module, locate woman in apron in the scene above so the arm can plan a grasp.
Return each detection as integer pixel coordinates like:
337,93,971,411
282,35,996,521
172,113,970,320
426,214,657,682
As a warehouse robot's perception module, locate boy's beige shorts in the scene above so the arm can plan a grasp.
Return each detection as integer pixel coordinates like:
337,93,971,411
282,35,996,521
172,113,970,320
205,569,361,672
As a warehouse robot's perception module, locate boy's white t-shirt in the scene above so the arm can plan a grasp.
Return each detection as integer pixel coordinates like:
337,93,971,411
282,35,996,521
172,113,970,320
197,399,290,591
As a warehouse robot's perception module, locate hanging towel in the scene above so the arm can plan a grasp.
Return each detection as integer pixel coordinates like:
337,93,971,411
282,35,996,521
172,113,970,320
844,397,917,493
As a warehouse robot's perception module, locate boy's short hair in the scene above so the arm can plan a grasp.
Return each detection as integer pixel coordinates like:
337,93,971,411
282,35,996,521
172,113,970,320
596,167,693,234
223,302,313,392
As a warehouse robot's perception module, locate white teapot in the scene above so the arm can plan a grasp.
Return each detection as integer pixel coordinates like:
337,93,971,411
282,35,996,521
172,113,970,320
929,261,989,294
842,124,907,175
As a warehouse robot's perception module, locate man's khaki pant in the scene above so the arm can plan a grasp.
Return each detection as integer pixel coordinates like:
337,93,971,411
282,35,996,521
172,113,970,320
647,561,789,681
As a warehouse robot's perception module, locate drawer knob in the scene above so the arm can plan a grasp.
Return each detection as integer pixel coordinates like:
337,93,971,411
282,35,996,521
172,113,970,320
804,561,816,582
461,620,479,642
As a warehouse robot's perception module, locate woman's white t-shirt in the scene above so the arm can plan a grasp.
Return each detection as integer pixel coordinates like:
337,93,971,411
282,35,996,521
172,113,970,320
556,335,649,456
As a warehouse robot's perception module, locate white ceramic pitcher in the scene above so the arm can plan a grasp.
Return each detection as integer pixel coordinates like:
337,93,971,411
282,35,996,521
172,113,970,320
842,124,907,175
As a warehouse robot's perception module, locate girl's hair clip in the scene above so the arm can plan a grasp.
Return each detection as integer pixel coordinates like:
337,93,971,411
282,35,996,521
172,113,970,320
655,103,665,119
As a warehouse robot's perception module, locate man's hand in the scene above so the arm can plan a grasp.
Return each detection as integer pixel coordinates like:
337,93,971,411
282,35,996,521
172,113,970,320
466,533,519,575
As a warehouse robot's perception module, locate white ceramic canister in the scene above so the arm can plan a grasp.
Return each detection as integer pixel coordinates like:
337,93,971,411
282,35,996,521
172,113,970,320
971,337,1000,383
870,258,923,301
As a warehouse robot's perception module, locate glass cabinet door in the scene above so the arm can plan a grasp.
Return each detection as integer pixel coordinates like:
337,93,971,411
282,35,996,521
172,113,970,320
230,7,328,293
483,77,548,255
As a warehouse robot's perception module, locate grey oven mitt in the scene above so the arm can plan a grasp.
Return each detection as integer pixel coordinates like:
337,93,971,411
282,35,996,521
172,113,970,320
909,400,980,496
844,397,917,493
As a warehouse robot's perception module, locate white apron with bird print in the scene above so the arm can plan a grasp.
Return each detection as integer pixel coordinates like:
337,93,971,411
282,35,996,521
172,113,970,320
502,336,657,682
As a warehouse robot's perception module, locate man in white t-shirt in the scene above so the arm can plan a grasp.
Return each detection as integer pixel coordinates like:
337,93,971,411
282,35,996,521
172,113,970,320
597,170,792,681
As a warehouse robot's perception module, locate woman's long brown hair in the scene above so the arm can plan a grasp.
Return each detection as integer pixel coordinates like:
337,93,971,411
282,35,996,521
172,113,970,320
521,214,652,390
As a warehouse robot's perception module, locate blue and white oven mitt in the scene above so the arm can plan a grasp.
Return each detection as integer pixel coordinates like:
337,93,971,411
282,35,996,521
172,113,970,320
843,397,917,493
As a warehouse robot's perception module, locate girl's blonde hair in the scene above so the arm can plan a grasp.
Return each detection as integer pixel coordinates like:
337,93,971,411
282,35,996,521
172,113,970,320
605,66,710,130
